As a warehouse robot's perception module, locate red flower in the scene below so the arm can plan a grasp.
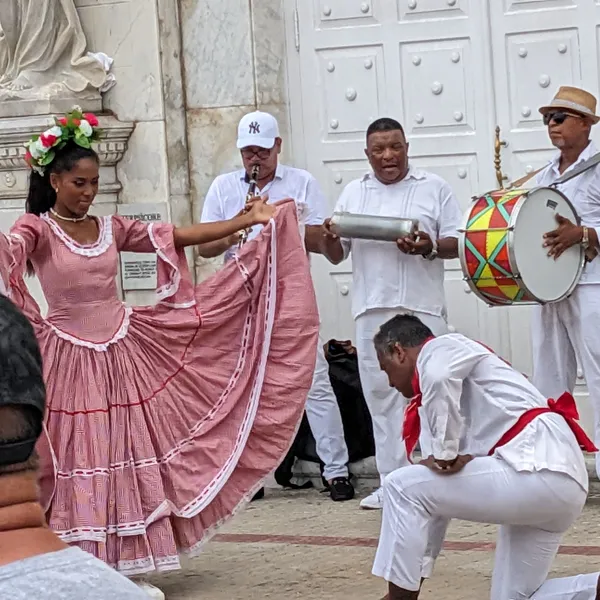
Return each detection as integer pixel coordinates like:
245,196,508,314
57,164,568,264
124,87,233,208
58,117,68,126
84,113,99,127
24,150,32,164
72,118,81,127
40,134,58,148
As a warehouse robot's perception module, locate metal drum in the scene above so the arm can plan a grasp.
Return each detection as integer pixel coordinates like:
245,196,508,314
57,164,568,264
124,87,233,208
459,187,585,306
330,211,419,242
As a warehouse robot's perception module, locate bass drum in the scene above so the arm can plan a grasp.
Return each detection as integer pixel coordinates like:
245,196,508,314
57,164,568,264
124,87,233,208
459,187,585,306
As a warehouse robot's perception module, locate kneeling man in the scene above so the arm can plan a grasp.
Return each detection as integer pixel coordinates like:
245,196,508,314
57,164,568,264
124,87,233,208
372,314,599,600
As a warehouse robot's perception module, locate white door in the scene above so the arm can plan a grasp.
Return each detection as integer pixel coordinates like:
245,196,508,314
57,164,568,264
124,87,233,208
287,0,500,346
285,0,597,433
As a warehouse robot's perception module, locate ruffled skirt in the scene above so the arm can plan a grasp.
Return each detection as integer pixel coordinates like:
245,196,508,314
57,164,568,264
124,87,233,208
11,201,319,574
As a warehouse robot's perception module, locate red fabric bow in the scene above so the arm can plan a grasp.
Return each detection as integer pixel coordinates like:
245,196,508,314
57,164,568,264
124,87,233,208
488,392,597,455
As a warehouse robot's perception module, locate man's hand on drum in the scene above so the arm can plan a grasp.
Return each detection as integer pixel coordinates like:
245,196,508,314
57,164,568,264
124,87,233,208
397,230,433,256
544,214,583,259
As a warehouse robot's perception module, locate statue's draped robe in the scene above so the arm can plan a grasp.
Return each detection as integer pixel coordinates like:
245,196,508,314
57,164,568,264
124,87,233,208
0,0,106,92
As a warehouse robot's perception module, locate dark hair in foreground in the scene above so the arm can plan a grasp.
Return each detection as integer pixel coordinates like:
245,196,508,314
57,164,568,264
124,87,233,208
0,296,45,475
373,314,434,356
366,117,405,142
26,141,99,216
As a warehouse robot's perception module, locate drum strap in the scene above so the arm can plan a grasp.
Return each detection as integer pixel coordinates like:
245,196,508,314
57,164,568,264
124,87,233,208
506,167,545,190
552,151,600,186
507,150,600,190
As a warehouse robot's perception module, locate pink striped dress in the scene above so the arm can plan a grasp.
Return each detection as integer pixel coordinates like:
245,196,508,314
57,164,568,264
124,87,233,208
0,200,319,576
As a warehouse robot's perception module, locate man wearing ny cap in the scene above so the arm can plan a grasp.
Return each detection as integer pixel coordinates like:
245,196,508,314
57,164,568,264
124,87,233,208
198,110,355,502
0,295,148,599
531,85,600,477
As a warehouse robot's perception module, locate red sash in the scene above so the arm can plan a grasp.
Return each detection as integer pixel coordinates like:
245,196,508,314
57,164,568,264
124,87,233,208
403,341,597,459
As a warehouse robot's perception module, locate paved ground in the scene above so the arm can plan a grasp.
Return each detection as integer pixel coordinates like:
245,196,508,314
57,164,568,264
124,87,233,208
149,488,600,599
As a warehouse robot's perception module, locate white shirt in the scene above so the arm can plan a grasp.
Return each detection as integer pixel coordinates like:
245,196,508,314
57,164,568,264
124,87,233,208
535,140,600,284
333,167,463,320
201,164,326,261
417,334,588,492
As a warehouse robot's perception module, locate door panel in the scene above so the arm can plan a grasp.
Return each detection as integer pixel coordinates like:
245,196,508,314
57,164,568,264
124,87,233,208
285,0,598,434
291,0,497,346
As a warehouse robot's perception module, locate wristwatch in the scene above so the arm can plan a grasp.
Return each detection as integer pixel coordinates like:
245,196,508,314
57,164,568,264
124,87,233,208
582,226,590,251
423,239,439,261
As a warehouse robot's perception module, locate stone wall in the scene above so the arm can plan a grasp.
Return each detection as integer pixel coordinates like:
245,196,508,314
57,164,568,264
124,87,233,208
75,0,171,211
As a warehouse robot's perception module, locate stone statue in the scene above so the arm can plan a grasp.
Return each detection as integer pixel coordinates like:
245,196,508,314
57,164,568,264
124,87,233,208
0,0,108,113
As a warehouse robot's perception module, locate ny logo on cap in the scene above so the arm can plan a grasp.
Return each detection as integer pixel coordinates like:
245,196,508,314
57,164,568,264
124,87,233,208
249,121,260,134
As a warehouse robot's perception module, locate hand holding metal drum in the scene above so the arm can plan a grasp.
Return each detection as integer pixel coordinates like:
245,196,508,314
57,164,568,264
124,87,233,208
329,211,419,242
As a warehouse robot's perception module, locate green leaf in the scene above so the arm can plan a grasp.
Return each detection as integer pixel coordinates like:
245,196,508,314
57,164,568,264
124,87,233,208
38,150,55,166
75,135,91,149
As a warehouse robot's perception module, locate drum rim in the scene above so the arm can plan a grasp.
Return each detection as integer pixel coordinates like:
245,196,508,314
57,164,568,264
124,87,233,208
507,186,585,303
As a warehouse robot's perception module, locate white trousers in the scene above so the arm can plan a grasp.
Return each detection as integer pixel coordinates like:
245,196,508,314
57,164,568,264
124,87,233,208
355,308,448,482
305,335,350,480
532,284,600,476
372,457,597,599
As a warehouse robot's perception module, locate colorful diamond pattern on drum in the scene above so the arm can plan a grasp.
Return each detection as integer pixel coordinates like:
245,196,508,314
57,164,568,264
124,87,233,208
463,191,535,305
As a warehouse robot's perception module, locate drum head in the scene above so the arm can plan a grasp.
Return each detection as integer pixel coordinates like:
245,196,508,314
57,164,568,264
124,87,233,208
510,188,583,302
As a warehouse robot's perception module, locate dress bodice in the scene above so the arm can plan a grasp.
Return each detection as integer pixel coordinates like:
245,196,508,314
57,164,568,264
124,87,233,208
8,213,157,347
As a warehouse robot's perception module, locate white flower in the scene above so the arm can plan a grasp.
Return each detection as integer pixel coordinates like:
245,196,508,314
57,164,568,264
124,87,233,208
78,119,93,137
72,105,83,113
28,139,46,160
45,126,63,138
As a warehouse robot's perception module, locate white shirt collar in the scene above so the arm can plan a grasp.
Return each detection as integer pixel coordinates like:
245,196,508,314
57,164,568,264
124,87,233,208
361,164,426,184
549,140,597,174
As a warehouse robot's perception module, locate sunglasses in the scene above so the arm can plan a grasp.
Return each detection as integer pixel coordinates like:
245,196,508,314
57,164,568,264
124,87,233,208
542,111,583,126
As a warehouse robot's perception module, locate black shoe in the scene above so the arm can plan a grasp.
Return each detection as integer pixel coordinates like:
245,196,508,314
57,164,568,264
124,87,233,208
251,487,265,502
328,477,355,502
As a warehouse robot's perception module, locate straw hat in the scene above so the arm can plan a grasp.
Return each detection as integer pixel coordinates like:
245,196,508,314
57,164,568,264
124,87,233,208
539,86,600,124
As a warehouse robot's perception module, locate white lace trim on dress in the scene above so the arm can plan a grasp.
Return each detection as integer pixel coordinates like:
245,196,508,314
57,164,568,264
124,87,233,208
41,212,113,257
147,222,195,307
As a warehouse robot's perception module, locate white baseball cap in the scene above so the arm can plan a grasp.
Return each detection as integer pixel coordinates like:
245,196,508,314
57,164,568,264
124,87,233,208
236,111,280,149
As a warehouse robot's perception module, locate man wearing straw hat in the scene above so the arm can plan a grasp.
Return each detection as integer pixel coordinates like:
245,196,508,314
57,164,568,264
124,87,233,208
532,85,600,477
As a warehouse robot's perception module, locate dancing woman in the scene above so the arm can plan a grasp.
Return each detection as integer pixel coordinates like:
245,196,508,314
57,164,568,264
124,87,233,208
0,109,320,598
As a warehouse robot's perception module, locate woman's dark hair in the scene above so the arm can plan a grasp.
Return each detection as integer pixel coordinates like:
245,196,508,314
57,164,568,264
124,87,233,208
26,142,99,216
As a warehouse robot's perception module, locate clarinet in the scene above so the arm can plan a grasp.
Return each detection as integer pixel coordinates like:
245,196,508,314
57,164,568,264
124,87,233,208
238,164,260,249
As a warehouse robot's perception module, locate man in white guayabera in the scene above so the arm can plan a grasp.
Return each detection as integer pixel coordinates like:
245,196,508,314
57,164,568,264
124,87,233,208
530,85,600,478
198,110,355,502
322,117,462,510
370,314,599,600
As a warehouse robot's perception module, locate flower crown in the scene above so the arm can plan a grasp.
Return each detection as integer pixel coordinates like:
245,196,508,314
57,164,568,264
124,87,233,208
24,107,101,176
